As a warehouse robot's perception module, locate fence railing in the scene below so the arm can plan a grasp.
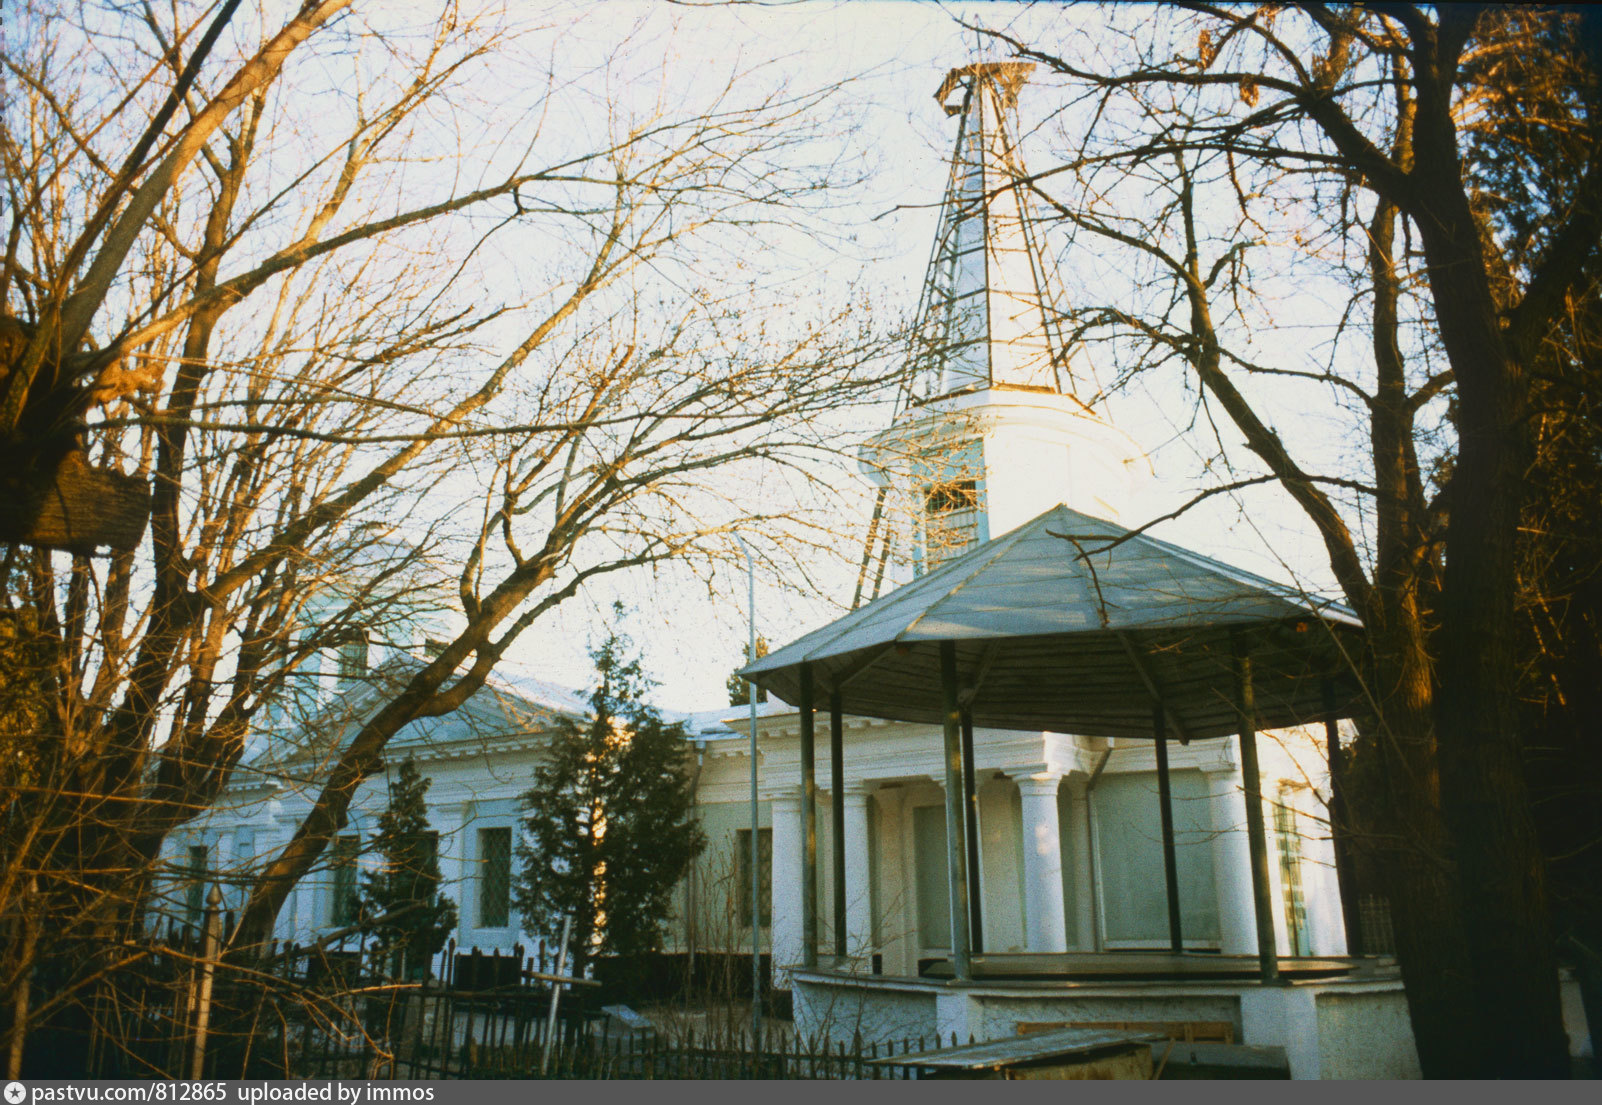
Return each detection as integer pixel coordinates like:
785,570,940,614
54,920,936,1080
294,1005,941,1081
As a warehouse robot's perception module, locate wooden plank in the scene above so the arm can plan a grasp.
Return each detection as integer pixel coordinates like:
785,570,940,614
1150,1041,1290,1079
865,1026,1162,1070
1003,1049,1152,1080
1018,1020,1235,1044
0,450,150,552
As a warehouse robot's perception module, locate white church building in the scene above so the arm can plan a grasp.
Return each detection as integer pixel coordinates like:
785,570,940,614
161,62,1592,1079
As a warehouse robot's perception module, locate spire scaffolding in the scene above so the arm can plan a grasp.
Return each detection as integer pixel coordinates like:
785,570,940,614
907,62,1089,409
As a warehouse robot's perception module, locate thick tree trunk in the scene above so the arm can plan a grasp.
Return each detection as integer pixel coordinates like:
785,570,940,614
0,450,151,552
1358,620,1480,1075
1407,94,1569,1074
1357,197,1484,1076
1434,418,1568,1075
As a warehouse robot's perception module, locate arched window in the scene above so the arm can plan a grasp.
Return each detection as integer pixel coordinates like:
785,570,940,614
923,479,980,567
337,631,369,683
330,834,361,926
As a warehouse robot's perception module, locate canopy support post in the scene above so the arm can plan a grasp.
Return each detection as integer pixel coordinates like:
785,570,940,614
799,662,818,969
960,708,983,952
1154,698,1184,954
1323,678,1364,956
830,689,847,961
1232,642,1281,984
939,641,973,981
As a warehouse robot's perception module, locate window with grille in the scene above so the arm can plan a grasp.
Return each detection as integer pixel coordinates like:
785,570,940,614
736,828,772,928
924,478,980,567
1359,894,1396,955
478,827,511,928
330,834,360,926
1273,793,1311,956
337,633,369,681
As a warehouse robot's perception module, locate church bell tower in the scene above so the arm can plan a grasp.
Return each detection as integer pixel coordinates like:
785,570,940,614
860,62,1148,581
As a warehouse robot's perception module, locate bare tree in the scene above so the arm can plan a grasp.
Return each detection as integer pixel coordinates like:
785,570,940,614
0,0,893,1072
972,2,1602,1077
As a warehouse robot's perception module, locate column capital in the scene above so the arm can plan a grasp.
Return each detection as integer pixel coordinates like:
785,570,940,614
841,783,877,805
762,786,803,809
1060,772,1090,796
1006,766,1065,796
871,784,908,810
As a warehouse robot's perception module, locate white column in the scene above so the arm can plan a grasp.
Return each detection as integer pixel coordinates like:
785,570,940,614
1014,773,1068,953
873,786,910,975
1209,752,1259,955
769,790,804,986
842,785,874,961
1063,777,1096,951
276,820,310,942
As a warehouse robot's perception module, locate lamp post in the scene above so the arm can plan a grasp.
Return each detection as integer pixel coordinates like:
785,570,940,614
732,532,762,1046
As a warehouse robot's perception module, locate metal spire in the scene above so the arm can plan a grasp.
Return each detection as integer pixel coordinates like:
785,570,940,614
905,62,1088,409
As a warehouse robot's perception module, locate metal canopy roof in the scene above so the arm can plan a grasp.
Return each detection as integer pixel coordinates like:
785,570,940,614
742,504,1364,740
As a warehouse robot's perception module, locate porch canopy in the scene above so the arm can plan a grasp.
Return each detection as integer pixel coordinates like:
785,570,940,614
742,504,1363,738
741,503,1365,982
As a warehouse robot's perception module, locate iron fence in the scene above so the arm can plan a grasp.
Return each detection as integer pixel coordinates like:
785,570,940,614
48,917,935,1080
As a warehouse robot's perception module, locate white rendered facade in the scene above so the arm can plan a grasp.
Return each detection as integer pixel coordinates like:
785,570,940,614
152,60,1598,1075
160,57,1348,985
683,710,1350,978
161,680,1348,971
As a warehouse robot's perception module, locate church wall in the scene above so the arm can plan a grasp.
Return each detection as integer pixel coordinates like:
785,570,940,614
664,793,773,956
976,776,1026,953
1091,768,1221,947
162,701,1353,986
976,404,1148,534
867,393,1150,564
977,432,1066,536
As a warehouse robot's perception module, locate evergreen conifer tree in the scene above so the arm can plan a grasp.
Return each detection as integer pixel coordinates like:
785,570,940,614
515,614,705,973
360,754,457,979
725,637,769,707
